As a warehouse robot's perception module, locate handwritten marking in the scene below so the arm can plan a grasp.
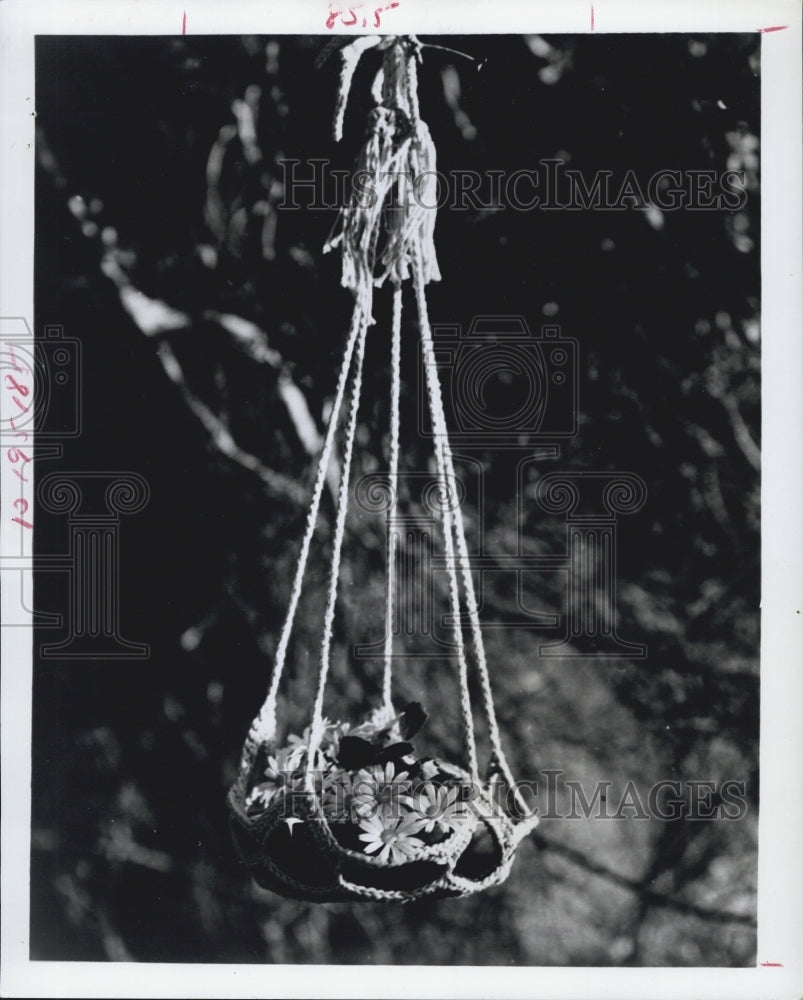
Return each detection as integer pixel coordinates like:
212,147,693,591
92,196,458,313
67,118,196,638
326,1,399,30
376,1,398,26
760,962,783,967
590,4,595,30
3,342,34,530
182,10,187,35
757,25,787,32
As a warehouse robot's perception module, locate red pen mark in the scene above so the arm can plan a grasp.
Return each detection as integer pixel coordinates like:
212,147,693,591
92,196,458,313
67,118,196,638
181,10,187,35
4,373,29,396
5,346,26,373
590,4,595,30
3,339,34,531
760,962,783,967
757,25,787,32
375,1,399,27
326,1,399,29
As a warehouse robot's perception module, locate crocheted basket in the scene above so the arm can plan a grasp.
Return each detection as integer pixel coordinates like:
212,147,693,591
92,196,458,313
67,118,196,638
227,728,533,902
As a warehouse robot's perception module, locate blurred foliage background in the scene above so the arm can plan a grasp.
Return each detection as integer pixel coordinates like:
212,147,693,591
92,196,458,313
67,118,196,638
32,33,759,965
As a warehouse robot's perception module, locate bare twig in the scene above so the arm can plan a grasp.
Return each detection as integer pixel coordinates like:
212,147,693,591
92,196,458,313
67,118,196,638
97,251,307,502
532,830,756,926
155,339,307,504
205,122,238,242
37,130,339,507
201,309,340,497
719,393,761,472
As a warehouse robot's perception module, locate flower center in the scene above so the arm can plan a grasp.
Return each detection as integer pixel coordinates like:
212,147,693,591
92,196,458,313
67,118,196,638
379,828,398,845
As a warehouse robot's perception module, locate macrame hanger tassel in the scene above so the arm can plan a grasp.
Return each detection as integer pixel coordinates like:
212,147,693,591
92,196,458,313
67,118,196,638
376,42,441,289
332,35,386,143
326,38,440,299
329,107,399,299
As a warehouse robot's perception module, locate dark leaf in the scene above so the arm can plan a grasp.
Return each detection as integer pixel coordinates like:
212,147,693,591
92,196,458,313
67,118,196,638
400,702,428,740
336,736,378,770
376,742,414,764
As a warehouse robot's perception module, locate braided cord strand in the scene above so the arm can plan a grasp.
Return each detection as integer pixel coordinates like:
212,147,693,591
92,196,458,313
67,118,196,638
306,304,370,770
411,248,530,815
381,283,403,716
431,400,480,786
250,302,366,746
416,285,479,784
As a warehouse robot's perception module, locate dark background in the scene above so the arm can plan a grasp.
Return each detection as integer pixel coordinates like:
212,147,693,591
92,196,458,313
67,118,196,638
32,33,759,965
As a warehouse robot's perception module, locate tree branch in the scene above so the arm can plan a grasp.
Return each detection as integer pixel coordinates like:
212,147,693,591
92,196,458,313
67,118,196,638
532,830,756,926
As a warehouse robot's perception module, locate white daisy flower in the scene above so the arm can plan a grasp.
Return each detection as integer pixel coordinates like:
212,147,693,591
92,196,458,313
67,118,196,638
245,746,303,809
352,762,413,820
357,812,425,864
410,782,469,833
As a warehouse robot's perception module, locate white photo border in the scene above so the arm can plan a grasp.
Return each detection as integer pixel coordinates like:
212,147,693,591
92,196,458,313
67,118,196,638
1,1,801,997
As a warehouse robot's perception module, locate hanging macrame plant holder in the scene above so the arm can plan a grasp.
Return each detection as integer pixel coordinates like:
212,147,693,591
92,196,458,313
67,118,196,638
228,36,538,902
